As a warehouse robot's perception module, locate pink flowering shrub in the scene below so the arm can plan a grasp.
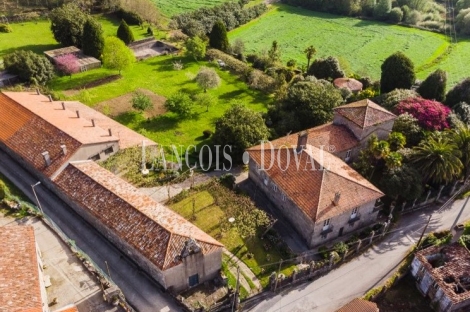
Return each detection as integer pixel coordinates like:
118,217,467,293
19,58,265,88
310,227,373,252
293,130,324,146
394,97,450,131
55,54,80,76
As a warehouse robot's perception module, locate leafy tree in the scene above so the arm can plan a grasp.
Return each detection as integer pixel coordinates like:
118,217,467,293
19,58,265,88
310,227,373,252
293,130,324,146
268,40,281,64
304,45,317,70
453,125,470,178
456,0,470,12
195,93,217,112
456,8,470,35
50,3,89,47
3,50,54,85
411,133,463,184
380,52,416,93
308,56,345,80
231,38,245,56
117,19,135,45
392,113,424,146
389,7,404,22
268,80,343,134
102,37,135,74
388,132,406,151
82,18,105,59
165,92,194,118
395,97,451,131
417,69,447,102
445,78,470,108
209,20,229,52
374,0,392,20
131,91,153,112
55,54,80,77
185,36,206,61
384,151,403,169
212,104,270,162
380,165,423,200
375,88,418,111
196,67,221,92
453,102,470,124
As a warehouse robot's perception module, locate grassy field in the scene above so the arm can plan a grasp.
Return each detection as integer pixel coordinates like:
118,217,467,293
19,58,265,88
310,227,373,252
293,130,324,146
0,15,148,59
49,56,269,149
229,4,469,85
151,0,230,18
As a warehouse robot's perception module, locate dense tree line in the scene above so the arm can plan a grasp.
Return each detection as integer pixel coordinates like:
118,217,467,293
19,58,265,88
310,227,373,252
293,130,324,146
172,1,267,37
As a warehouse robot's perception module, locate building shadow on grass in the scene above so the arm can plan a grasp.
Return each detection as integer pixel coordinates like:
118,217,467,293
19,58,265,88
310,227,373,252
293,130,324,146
1,43,62,57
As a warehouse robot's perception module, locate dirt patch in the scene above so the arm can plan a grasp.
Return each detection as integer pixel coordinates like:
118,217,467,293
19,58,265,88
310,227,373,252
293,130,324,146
94,88,167,119
77,74,122,89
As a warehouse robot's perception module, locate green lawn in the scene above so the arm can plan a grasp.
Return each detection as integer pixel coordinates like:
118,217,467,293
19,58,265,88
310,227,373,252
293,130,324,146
0,16,149,59
49,56,270,149
229,4,469,85
169,186,295,287
151,0,232,18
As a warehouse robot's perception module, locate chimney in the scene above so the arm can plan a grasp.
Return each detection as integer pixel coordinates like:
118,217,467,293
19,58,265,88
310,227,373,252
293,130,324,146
108,128,112,136
76,110,80,118
48,95,53,102
36,88,40,95
41,151,51,167
296,131,308,154
60,144,67,155
451,223,465,243
61,102,65,110
333,192,341,206
91,119,95,127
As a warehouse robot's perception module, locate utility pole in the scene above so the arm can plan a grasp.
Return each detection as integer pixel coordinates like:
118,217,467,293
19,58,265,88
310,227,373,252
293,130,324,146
416,214,433,249
105,260,111,279
31,181,44,215
232,266,240,312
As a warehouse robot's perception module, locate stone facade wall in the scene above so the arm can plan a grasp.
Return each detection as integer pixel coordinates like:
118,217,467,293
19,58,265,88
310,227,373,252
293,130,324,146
163,249,222,293
248,157,315,247
333,115,394,142
309,200,378,247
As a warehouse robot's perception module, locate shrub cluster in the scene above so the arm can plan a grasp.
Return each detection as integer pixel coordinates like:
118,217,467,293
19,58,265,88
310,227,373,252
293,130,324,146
115,8,143,25
173,2,267,37
395,97,451,131
0,23,12,33
206,49,276,93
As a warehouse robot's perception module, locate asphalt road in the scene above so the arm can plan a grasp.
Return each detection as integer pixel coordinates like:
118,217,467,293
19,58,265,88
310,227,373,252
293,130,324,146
248,196,470,312
0,149,183,312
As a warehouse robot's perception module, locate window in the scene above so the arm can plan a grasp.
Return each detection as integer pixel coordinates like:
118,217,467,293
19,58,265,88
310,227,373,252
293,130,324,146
323,219,330,226
281,193,286,201
89,154,100,161
345,150,352,159
104,146,114,155
272,184,278,192
351,207,358,219
264,178,268,186
433,282,439,290
188,274,199,287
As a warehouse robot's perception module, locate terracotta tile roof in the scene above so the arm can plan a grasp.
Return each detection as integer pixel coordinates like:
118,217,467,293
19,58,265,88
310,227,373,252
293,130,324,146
0,92,82,177
334,99,396,129
53,161,223,271
248,145,383,222
249,123,359,154
333,78,363,92
3,92,119,145
57,101,157,149
336,298,379,312
0,226,43,312
415,243,470,305
44,46,80,59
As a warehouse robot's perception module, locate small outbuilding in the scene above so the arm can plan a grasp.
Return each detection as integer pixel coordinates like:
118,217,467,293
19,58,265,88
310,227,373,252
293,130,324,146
128,38,179,61
333,77,363,93
44,46,101,72
0,70,19,87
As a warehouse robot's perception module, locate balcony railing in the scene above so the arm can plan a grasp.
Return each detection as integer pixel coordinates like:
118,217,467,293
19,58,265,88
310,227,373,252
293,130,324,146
348,213,361,224
320,225,334,236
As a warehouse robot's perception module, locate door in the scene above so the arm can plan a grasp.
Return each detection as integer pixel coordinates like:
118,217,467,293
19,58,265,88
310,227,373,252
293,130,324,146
338,227,344,237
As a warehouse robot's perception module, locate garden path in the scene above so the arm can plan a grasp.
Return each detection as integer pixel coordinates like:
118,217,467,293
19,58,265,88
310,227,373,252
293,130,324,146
224,248,262,294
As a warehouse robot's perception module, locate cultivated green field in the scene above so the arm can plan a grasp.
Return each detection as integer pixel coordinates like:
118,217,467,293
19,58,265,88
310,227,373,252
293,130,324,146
151,0,230,18
229,4,469,85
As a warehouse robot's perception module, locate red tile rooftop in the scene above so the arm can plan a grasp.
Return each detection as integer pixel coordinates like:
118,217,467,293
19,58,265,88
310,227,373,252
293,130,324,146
54,161,222,271
334,99,396,129
248,144,383,222
336,298,379,312
0,226,43,312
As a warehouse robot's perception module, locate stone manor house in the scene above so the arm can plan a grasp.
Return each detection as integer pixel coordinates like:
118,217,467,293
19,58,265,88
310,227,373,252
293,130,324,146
247,99,397,247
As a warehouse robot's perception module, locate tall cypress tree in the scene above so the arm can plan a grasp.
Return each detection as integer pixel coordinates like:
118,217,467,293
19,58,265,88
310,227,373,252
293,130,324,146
209,20,229,52
417,69,447,102
380,52,415,94
117,19,135,45
82,18,105,59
